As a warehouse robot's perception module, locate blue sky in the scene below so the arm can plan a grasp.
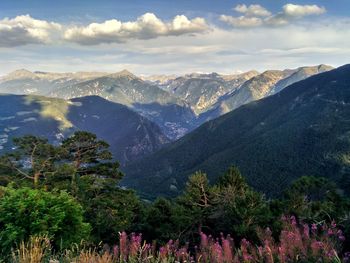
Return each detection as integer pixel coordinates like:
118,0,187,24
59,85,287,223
2,1,349,20
0,0,349,75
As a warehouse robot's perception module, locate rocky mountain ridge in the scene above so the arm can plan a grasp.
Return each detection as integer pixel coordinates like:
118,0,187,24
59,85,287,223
0,65,333,139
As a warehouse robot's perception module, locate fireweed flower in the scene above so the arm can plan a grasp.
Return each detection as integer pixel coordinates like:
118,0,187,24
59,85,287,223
159,246,167,259
200,232,208,249
105,217,347,262
113,245,119,259
222,238,233,262
119,231,128,260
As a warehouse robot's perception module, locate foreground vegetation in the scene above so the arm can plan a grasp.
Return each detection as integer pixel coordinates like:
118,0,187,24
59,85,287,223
0,132,350,261
10,217,350,262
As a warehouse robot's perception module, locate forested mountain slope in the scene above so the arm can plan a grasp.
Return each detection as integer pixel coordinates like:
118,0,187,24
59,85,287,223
123,64,350,198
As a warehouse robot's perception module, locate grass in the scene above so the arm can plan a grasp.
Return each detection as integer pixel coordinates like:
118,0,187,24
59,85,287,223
8,216,349,263
11,236,51,263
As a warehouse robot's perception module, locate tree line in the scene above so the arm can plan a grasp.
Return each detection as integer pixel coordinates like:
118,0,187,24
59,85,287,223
0,131,349,258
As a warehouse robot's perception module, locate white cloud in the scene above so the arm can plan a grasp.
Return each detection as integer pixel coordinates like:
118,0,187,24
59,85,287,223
0,6,328,47
266,4,326,26
0,15,61,47
283,4,326,17
234,4,271,17
264,13,290,26
64,13,209,45
1,18,350,75
0,13,209,47
222,3,326,28
1,5,348,76
220,15,262,27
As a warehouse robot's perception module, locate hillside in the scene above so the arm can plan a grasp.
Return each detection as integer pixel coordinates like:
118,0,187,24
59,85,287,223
197,65,333,122
219,70,288,113
122,64,350,198
0,94,168,163
163,71,258,115
49,70,196,139
271,64,334,95
0,69,197,140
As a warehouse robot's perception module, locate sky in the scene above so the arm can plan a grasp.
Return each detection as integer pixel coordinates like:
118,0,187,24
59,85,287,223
0,0,349,76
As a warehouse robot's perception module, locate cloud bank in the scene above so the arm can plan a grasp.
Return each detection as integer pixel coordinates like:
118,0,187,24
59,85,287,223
63,13,209,45
1,16,349,75
220,3,326,28
234,4,271,17
0,13,209,47
0,15,61,47
283,4,326,17
0,3,329,47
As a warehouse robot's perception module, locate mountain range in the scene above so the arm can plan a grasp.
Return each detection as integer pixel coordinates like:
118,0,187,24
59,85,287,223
0,65,333,140
122,64,350,199
47,70,197,140
0,69,108,96
1,63,344,198
197,65,333,122
161,71,259,115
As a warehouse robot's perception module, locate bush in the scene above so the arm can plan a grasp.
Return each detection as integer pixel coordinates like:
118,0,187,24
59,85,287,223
0,187,90,254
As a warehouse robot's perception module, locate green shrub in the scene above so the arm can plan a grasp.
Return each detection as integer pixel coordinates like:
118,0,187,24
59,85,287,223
0,187,90,254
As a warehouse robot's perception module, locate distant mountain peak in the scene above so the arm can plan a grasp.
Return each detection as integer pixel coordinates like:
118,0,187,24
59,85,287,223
184,72,221,79
3,69,36,80
109,69,138,79
261,69,284,75
141,74,178,84
12,69,32,74
242,70,260,75
296,64,333,72
317,64,334,71
221,70,259,81
120,69,133,75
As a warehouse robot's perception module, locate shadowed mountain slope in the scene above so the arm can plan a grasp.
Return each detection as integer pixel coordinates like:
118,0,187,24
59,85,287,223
0,94,169,164
123,64,350,199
